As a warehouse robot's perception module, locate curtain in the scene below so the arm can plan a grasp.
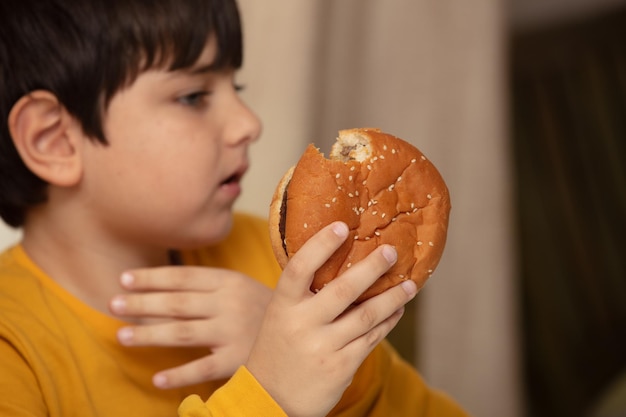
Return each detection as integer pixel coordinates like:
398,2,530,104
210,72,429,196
235,1,523,416
511,8,626,417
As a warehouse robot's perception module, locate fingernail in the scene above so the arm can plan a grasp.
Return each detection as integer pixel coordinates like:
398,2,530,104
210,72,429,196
120,272,134,287
381,245,397,265
117,327,134,344
110,296,126,313
153,373,168,389
332,222,349,239
401,280,418,297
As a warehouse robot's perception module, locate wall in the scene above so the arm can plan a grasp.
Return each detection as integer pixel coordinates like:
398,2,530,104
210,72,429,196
0,227,20,252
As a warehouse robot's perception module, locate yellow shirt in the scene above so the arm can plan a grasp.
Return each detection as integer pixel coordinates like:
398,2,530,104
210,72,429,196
0,213,468,417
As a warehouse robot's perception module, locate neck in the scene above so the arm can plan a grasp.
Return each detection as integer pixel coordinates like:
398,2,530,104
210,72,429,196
21,210,171,316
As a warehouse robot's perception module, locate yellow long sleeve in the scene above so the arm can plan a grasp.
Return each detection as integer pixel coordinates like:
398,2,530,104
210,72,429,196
179,367,287,416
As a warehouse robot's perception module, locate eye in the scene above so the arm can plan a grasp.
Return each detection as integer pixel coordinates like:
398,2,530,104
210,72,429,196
178,91,210,107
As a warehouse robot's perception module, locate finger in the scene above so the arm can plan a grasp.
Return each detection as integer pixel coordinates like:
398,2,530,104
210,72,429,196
120,266,225,292
330,279,417,347
110,291,218,319
117,319,221,347
341,306,406,361
312,244,398,321
152,352,235,389
276,221,350,302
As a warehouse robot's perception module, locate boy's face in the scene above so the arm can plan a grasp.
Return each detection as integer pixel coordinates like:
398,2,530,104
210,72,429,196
80,36,261,249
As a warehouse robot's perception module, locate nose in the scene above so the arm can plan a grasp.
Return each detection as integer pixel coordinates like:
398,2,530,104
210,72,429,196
225,94,262,147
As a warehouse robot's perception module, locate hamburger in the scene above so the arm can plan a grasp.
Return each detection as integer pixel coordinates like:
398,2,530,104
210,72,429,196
269,128,451,303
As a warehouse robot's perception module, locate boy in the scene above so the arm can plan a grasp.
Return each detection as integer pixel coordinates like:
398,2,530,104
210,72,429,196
0,0,468,416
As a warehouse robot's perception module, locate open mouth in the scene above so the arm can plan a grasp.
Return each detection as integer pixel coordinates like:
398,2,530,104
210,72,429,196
221,164,247,186
221,173,240,186
220,161,248,190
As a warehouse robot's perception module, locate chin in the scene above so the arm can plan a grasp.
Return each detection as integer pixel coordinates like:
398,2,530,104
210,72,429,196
175,211,234,249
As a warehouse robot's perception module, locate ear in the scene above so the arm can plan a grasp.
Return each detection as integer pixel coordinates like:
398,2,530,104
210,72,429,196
8,90,83,187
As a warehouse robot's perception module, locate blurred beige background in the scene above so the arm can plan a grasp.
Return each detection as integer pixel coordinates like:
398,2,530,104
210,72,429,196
2,0,625,416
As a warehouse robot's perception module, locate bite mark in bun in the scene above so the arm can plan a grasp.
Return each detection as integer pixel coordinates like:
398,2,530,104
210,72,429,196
269,128,451,303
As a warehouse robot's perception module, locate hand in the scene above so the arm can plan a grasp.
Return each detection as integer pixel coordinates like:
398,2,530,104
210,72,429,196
109,266,272,389
246,222,418,417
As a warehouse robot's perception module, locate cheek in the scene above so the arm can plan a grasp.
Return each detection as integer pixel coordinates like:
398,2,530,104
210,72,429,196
81,146,232,247
92,110,225,232
107,156,210,210
84,142,182,207
99,121,215,189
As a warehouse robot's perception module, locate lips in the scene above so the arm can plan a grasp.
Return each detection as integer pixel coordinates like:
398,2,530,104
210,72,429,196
218,161,248,201
221,162,248,186
221,172,241,186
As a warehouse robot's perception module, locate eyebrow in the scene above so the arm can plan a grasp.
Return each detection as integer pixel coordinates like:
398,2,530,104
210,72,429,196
161,55,222,81
188,62,218,75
